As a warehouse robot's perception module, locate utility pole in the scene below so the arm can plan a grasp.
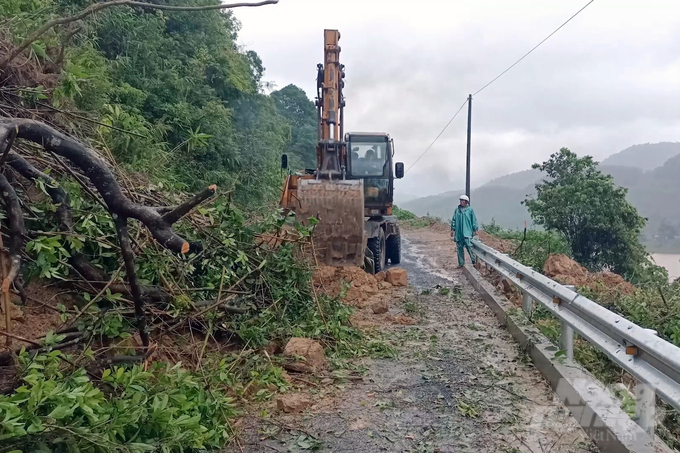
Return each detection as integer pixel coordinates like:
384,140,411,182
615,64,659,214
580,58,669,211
465,94,472,201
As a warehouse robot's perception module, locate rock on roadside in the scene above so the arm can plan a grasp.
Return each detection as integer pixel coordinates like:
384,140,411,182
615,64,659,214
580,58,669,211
385,268,408,287
371,299,389,314
283,337,326,371
276,393,314,413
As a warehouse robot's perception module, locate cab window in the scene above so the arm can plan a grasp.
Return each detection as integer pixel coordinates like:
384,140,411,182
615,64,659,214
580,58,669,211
349,138,387,177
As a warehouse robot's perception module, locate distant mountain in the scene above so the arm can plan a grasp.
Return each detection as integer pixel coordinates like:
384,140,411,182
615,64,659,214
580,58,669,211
401,143,680,253
601,142,680,171
401,186,533,229
481,169,542,191
393,190,420,205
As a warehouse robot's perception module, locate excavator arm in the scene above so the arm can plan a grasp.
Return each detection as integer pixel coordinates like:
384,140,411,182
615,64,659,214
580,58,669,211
281,29,366,267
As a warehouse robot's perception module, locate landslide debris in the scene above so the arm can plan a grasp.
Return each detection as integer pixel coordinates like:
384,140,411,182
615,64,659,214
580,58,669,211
312,265,415,328
543,254,635,294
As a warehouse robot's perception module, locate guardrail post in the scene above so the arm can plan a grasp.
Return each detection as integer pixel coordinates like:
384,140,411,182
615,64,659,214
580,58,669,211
522,291,532,315
560,285,576,361
560,321,574,361
635,381,656,436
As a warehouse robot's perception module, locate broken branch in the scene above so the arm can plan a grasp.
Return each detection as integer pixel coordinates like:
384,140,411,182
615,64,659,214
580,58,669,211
1,119,194,254
0,234,10,347
0,127,17,167
0,329,41,347
114,216,149,347
0,172,25,295
6,152,73,231
162,184,217,225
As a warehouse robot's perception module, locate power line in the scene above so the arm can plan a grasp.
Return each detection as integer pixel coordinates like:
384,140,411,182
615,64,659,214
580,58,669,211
406,0,595,174
405,98,468,174
473,0,595,96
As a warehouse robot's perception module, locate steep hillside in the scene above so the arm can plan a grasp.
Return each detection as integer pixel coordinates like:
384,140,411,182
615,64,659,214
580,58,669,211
601,142,680,171
0,2,375,451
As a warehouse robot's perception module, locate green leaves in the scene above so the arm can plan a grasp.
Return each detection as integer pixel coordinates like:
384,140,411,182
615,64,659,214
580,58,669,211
526,148,650,276
42,331,66,347
3,353,237,452
26,236,70,279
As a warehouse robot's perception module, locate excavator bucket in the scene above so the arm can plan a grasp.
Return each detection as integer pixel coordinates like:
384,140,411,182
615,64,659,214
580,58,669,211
297,179,365,267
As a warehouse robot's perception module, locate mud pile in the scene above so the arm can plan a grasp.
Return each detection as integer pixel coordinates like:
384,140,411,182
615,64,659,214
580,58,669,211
542,254,635,294
312,266,415,327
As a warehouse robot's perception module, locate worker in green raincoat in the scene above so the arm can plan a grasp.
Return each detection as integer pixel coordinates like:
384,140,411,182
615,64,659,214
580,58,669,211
450,194,478,267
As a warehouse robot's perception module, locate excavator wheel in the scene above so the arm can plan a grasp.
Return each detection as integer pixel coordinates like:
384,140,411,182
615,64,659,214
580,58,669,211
386,234,401,265
368,228,386,274
296,179,365,267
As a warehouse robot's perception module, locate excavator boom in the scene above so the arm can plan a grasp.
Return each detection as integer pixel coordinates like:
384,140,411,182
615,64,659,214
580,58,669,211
281,30,366,267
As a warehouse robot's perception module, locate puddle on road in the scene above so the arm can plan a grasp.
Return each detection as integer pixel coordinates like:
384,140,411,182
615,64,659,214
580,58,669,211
401,236,460,287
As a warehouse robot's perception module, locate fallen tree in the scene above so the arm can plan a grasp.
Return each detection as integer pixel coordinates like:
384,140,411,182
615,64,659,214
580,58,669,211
0,118,216,347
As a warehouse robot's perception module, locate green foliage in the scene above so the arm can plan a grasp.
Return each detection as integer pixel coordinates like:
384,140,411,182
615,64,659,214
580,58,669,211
271,84,317,169
393,205,416,221
394,208,442,228
0,3,401,451
0,351,237,452
483,221,571,272
2,0,319,207
525,148,648,276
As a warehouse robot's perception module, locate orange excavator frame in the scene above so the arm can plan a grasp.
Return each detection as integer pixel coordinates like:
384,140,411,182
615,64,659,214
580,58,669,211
280,30,365,267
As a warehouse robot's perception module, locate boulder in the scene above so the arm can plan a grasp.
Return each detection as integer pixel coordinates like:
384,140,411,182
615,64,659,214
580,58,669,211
375,271,387,282
276,394,314,413
283,337,326,371
371,299,389,314
385,268,408,287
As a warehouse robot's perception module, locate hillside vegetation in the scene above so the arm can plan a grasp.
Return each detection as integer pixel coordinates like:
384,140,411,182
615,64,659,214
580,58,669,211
0,1,393,452
2,0,318,203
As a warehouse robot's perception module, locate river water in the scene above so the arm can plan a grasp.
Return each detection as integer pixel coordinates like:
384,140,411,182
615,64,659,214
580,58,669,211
651,254,680,281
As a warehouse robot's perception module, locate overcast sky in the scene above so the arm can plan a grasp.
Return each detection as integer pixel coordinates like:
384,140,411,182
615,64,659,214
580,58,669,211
235,0,680,199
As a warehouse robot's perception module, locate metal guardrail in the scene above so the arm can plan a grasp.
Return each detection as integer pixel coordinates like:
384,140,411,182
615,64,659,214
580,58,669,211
471,238,680,435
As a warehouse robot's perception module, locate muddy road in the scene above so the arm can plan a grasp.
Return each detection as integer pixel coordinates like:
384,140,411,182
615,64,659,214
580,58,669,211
229,227,598,453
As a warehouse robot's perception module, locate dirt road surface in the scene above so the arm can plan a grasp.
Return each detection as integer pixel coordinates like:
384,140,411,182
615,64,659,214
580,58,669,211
229,226,598,453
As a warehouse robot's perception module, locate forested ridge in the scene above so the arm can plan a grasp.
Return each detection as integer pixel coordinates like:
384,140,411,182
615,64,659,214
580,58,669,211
2,0,317,202
0,2,382,452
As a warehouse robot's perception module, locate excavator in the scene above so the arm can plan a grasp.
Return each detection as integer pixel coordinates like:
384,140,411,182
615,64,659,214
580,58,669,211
280,29,404,274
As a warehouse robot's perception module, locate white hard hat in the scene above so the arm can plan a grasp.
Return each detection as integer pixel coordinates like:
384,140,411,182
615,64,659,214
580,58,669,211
459,195,469,202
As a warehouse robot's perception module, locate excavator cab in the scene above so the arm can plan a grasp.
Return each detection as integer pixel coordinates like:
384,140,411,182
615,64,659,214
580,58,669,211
346,133,403,217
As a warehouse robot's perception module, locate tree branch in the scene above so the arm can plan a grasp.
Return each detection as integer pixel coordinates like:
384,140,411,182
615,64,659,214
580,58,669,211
6,152,73,231
114,216,149,347
0,0,279,69
0,173,25,293
1,119,196,254
161,184,216,225
0,128,17,167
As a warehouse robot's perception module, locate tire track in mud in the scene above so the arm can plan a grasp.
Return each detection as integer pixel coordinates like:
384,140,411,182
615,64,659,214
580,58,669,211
229,227,598,453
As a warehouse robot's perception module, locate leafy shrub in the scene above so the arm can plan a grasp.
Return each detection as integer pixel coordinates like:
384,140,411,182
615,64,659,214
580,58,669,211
393,205,416,221
482,221,570,271
0,351,237,452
